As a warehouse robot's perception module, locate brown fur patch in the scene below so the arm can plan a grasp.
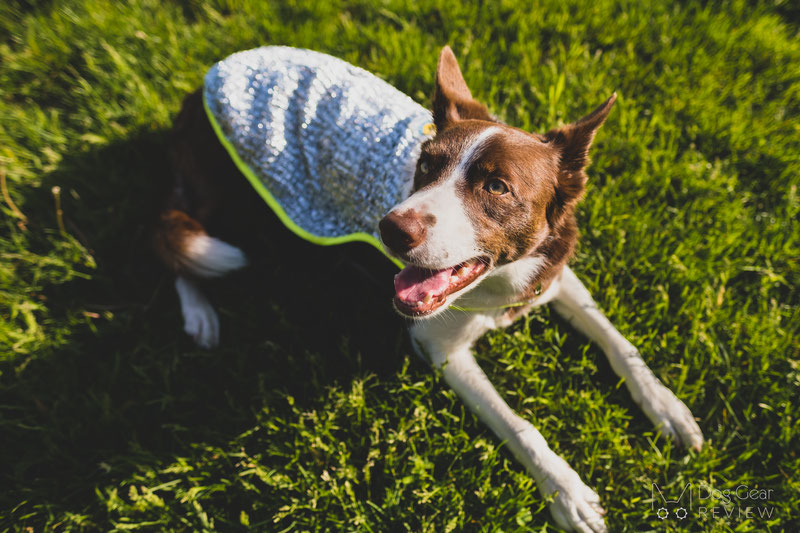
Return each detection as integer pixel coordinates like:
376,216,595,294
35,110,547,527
152,209,206,274
459,127,561,264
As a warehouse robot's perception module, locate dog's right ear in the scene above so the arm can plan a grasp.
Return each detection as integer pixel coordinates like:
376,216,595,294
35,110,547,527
432,46,492,131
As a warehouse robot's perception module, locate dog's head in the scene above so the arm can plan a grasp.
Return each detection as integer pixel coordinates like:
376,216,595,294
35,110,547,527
380,46,615,318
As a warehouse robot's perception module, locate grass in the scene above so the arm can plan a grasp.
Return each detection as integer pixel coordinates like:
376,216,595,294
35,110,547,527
1,0,799,531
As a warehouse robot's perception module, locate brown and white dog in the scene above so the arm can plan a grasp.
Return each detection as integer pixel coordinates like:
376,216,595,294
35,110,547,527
154,46,703,532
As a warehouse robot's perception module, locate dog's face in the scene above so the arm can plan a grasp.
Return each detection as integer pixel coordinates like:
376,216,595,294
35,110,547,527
380,46,615,318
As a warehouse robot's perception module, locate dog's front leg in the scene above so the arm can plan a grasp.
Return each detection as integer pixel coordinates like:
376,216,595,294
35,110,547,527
411,320,607,533
550,266,704,450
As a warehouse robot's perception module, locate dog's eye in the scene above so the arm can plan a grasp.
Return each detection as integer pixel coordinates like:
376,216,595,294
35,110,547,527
418,160,429,174
484,179,509,196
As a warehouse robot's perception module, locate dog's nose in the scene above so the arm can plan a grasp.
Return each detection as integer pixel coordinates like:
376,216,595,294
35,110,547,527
379,209,427,253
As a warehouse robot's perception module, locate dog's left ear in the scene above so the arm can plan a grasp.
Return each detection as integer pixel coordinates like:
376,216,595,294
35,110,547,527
547,93,616,174
432,46,492,131
545,93,616,222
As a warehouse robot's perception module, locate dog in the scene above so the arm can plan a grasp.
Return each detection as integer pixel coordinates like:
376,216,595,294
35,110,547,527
154,46,703,532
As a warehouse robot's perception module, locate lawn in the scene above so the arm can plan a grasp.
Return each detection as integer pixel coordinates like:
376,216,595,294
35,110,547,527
1,0,798,531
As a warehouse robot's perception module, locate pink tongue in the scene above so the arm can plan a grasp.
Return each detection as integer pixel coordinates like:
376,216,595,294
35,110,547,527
394,266,453,303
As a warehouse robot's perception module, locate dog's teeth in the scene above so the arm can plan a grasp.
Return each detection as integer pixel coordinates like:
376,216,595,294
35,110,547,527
457,265,469,277
422,292,434,304
450,275,459,283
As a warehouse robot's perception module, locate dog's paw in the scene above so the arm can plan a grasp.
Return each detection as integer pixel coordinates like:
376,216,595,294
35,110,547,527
542,466,607,533
176,276,220,349
182,299,220,348
638,382,703,451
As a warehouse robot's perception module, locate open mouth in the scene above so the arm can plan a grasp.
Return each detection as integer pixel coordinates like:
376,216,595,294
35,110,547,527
393,257,489,317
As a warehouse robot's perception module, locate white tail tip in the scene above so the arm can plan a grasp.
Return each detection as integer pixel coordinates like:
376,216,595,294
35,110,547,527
182,234,247,278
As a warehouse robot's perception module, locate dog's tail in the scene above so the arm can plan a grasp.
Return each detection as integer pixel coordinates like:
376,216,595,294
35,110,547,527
153,89,247,278
153,209,247,278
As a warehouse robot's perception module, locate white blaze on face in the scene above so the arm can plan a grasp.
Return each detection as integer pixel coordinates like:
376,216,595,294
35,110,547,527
390,127,499,268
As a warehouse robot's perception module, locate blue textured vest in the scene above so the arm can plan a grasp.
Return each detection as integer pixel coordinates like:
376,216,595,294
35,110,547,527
203,46,433,259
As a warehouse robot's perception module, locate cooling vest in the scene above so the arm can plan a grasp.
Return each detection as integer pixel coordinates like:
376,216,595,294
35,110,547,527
203,46,435,267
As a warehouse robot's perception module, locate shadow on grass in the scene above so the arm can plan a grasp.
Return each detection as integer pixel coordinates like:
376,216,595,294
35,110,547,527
0,128,409,526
